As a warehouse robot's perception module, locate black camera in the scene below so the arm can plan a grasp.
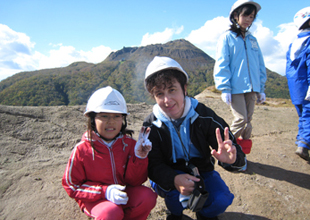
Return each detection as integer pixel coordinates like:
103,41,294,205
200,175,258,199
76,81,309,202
186,164,209,212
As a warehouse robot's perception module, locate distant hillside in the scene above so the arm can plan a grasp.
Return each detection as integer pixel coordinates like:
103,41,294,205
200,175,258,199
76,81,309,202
0,39,289,106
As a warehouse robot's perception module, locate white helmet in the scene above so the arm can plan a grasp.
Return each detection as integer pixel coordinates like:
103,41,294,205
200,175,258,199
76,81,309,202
84,86,128,115
294,7,310,30
229,0,261,19
144,56,188,86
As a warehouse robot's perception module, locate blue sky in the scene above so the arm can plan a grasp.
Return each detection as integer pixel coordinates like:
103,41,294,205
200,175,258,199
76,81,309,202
0,0,309,81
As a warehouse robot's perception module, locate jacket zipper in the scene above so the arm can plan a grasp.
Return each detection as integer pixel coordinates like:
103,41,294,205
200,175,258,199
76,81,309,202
174,125,190,166
108,145,118,184
243,37,253,91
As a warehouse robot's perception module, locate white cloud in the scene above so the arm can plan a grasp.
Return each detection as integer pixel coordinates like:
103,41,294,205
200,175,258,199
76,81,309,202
0,24,35,55
36,45,113,70
0,24,113,82
186,16,230,58
80,45,113,64
252,21,298,75
49,43,63,47
0,67,21,82
0,24,35,81
274,23,298,51
186,17,299,76
140,26,184,46
0,19,301,83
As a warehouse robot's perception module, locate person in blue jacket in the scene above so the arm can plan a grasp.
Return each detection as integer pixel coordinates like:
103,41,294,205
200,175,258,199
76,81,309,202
213,0,267,153
286,6,310,161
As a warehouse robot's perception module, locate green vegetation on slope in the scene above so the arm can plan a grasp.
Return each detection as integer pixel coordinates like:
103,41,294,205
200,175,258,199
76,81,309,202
0,39,290,106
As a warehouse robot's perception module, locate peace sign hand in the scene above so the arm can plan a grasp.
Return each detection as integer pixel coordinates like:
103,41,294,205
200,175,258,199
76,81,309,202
134,126,152,159
211,127,236,164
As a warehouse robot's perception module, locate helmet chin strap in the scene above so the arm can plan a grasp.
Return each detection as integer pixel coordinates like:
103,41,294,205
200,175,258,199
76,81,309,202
95,131,119,142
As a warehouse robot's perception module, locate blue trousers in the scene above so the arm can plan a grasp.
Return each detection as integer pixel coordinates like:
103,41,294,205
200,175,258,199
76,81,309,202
150,170,234,218
295,102,310,150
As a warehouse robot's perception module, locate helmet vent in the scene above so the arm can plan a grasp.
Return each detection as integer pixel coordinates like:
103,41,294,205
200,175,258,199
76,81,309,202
105,101,120,105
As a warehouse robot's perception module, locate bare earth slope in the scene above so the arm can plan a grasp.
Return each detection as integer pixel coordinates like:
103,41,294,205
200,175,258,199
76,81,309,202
0,89,309,220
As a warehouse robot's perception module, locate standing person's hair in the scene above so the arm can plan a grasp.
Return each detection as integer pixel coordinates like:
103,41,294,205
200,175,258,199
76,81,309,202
300,21,310,30
230,4,257,36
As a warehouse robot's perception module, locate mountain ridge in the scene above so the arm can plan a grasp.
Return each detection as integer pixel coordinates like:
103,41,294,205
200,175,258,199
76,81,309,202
0,39,289,106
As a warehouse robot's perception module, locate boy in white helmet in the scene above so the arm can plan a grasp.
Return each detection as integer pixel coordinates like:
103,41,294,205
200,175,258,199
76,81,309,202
213,0,267,154
62,86,157,220
143,56,247,220
286,7,310,161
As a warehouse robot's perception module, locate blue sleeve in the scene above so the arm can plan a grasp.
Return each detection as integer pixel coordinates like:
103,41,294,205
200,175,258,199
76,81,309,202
213,33,232,93
258,44,267,93
285,44,292,76
306,45,310,86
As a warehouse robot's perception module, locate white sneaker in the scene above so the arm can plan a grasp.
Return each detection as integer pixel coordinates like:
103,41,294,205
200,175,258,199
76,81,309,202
295,147,309,161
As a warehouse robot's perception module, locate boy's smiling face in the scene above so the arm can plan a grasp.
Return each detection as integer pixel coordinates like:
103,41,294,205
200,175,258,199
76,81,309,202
153,79,186,120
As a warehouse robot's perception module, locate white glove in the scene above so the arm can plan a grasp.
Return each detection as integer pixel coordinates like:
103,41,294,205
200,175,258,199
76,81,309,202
134,126,152,159
221,93,231,105
257,93,266,104
179,194,191,208
105,184,128,205
305,86,310,101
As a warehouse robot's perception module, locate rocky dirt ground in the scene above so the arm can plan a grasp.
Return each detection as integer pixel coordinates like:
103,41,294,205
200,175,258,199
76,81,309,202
0,88,309,220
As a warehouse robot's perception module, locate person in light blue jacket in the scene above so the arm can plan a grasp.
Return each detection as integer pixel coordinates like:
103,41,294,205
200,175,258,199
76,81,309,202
213,0,267,153
286,6,310,161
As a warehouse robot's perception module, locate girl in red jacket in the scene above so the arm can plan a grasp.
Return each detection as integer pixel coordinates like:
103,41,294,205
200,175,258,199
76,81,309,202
62,86,157,220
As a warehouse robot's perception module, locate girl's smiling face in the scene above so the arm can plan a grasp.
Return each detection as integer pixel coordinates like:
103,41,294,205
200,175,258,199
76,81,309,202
153,79,186,120
95,113,123,142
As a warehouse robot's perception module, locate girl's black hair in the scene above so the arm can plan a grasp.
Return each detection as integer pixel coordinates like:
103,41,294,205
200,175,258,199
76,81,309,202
229,4,257,37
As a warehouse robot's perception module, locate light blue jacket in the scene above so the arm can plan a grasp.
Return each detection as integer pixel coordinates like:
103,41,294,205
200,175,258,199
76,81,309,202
152,97,200,163
214,30,267,94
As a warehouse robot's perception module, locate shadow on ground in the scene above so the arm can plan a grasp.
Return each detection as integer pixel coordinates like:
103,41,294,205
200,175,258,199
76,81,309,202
180,212,271,220
245,160,310,190
220,212,271,220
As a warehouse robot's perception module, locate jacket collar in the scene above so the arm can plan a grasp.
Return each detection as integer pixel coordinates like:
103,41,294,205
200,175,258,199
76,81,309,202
297,29,310,38
152,97,199,127
230,30,251,38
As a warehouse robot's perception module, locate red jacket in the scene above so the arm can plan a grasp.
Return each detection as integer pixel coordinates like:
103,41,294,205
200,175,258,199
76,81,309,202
62,131,148,210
